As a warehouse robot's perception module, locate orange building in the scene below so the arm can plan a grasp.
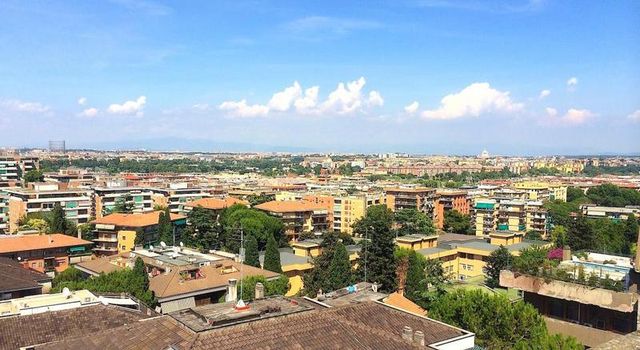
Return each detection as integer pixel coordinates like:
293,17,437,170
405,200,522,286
254,200,329,240
434,190,471,229
385,187,437,221
182,197,248,218
0,234,92,274
302,194,335,228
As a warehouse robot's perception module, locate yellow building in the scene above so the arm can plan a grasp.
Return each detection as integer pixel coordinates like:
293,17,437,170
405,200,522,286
512,181,567,202
117,230,136,253
472,198,498,236
278,239,360,296
399,232,551,281
473,198,549,237
333,193,385,234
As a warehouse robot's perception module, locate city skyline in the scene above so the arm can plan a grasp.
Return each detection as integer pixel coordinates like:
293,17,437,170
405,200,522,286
0,0,638,154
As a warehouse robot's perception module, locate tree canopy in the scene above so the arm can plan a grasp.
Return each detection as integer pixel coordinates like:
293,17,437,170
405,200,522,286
484,245,513,288
394,208,435,236
353,205,396,292
263,234,282,273
443,210,472,235
23,169,44,183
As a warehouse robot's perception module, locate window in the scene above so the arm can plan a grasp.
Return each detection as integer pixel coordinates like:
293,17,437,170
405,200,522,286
121,245,127,250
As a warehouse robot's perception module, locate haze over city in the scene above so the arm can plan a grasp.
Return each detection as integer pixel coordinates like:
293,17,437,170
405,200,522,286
0,0,638,154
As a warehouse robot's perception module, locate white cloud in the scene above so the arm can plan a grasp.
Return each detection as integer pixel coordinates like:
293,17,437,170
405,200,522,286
404,101,420,114
78,107,98,117
538,89,550,99
544,107,594,125
77,97,87,105
218,77,383,118
268,82,302,112
545,107,558,117
626,110,640,122
0,99,50,113
218,99,269,118
367,91,384,107
421,82,523,120
567,77,578,91
107,96,146,116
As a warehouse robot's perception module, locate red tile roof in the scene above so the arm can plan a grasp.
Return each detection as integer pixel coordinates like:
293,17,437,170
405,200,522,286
184,197,247,210
92,211,186,228
255,200,324,213
0,234,91,254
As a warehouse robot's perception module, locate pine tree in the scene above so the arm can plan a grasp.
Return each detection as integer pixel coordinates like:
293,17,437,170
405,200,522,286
485,245,513,288
244,234,260,267
354,205,396,291
328,242,352,291
263,233,282,273
49,203,68,234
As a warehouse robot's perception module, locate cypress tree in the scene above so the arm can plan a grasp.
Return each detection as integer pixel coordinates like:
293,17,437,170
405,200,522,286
263,234,282,273
244,234,260,267
328,242,352,291
49,203,68,234
405,250,426,301
158,208,173,245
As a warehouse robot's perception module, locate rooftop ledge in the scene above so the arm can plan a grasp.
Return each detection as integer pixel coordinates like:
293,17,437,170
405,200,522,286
499,270,638,313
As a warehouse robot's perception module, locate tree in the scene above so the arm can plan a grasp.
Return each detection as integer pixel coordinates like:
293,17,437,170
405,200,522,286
111,195,134,214
513,247,549,275
220,204,284,252
551,225,568,248
327,242,352,291
404,250,426,304
395,208,435,236
158,208,173,246
184,207,220,251
263,234,282,273
353,205,396,292
485,246,513,288
586,184,640,207
23,169,44,184
566,187,587,203
525,230,542,241
303,232,347,296
443,210,472,235
24,218,50,233
238,275,289,301
428,289,581,349
49,203,68,234
567,215,594,251
625,214,639,248
244,234,260,267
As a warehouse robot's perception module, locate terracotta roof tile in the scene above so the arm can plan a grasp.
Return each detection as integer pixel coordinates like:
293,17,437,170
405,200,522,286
184,197,248,210
93,211,186,228
254,200,324,213
0,257,51,293
0,234,92,254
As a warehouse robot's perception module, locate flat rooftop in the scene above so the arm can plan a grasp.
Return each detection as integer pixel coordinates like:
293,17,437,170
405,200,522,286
170,296,314,332
316,282,387,307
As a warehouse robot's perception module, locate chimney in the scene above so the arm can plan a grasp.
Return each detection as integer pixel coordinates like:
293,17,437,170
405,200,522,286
413,331,425,346
226,278,238,303
562,246,571,261
401,326,413,341
254,282,265,300
371,282,379,293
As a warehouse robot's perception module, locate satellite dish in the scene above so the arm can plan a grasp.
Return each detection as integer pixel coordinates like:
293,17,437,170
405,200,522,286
160,241,167,248
62,287,71,298
149,245,154,250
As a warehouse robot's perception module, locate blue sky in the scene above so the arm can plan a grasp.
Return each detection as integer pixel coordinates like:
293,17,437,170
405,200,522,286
0,0,638,155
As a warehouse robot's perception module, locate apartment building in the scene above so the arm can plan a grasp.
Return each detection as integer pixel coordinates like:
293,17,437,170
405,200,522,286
331,193,385,234
255,200,329,240
94,187,155,218
434,190,470,229
18,157,39,174
0,193,8,233
472,198,498,236
0,157,19,187
91,211,187,255
151,183,211,214
580,204,640,220
0,234,92,274
399,232,550,281
5,183,93,233
513,181,567,202
385,187,437,220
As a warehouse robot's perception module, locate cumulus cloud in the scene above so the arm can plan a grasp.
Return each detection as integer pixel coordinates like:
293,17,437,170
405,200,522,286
538,89,550,99
544,107,594,125
77,97,87,105
78,107,98,117
107,96,146,116
218,100,269,118
627,110,640,122
567,77,578,91
421,82,523,120
218,77,383,118
404,101,420,114
0,99,50,113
